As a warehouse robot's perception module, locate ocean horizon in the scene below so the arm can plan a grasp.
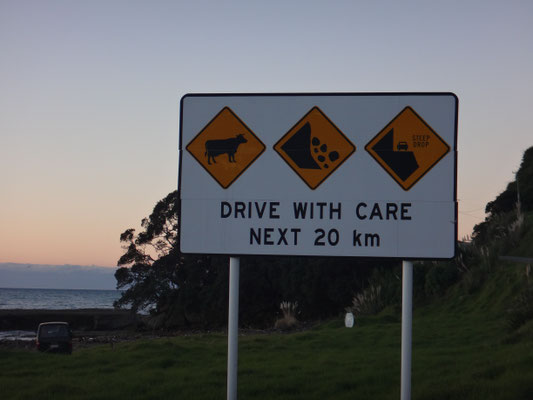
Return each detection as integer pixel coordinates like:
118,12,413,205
0,263,117,290
0,287,122,310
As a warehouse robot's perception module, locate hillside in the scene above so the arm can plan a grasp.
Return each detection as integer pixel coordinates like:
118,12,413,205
409,145,533,337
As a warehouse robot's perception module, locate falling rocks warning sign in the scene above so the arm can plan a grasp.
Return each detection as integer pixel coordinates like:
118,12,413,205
179,93,458,259
274,107,355,189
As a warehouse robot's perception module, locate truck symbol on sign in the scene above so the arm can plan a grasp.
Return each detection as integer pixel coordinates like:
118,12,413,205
205,134,247,165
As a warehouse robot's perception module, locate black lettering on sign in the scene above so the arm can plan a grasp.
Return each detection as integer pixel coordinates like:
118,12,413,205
412,134,430,148
221,201,232,218
293,202,342,219
250,228,261,244
370,203,383,220
291,228,301,245
264,228,274,245
278,228,288,245
356,203,367,220
250,228,301,245
270,202,280,219
314,229,325,246
314,228,339,246
386,203,398,220
235,202,246,218
330,203,342,219
221,201,280,219
354,202,412,221
401,203,412,220
353,230,381,247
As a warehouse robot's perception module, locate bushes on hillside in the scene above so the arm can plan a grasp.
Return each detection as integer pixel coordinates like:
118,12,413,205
506,285,533,330
423,262,459,296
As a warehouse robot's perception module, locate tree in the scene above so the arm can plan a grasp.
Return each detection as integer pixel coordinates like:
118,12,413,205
114,191,181,314
114,191,387,329
473,146,533,243
114,191,232,327
485,146,533,216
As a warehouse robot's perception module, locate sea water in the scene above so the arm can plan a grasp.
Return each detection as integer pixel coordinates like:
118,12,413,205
0,288,123,340
0,288,122,310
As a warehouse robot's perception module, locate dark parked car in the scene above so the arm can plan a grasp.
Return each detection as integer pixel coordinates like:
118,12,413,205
36,322,73,354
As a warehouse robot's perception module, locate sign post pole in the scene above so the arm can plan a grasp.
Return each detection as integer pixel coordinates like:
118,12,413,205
401,260,413,400
227,256,240,400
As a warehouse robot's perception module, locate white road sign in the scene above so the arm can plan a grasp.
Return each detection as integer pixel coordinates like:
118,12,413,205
179,93,458,259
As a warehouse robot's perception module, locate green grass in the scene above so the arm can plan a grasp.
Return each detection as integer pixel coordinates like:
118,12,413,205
2,265,533,399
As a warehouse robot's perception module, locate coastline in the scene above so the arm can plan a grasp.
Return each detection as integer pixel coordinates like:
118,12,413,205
0,308,139,331
0,308,145,351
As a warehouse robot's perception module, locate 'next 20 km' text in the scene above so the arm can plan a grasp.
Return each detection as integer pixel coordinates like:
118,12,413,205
220,201,412,248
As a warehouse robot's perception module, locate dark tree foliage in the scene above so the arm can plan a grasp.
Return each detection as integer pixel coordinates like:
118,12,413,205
114,191,181,313
473,146,533,243
485,146,533,215
114,191,389,328
238,256,384,325
485,181,519,216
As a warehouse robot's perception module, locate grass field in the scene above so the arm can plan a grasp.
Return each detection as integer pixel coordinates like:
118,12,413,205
1,265,532,399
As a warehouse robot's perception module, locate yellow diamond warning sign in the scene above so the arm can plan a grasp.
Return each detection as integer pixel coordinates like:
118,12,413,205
186,107,266,189
274,107,355,190
365,106,450,191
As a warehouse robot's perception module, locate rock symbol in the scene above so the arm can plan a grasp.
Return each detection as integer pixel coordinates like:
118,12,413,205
281,122,340,169
205,134,247,165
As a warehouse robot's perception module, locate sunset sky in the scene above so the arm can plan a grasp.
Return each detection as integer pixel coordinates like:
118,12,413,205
1,0,532,267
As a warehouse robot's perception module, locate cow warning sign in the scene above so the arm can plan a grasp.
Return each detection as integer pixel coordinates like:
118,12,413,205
365,106,450,191
274,107,355,189
186,107,266,189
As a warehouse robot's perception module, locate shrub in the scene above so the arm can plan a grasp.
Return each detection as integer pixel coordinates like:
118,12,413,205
274,301,299,330
424,262,459,297
348,285,385,316
506,285,533,330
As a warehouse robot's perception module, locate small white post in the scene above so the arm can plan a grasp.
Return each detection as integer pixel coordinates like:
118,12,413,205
227,256,240,400
401,260,413,400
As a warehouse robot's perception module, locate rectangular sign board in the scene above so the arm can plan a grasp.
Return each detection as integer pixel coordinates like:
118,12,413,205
179,93,458,259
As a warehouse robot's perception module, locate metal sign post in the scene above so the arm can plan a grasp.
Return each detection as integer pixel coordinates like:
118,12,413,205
401,260,413,400
227,256,240,400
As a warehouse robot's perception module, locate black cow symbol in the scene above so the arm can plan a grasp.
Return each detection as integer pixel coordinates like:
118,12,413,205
205,134,247,165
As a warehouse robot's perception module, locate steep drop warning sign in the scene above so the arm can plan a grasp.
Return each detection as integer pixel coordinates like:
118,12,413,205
365,106,450,191
186,107,266,189
274,107,355,189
